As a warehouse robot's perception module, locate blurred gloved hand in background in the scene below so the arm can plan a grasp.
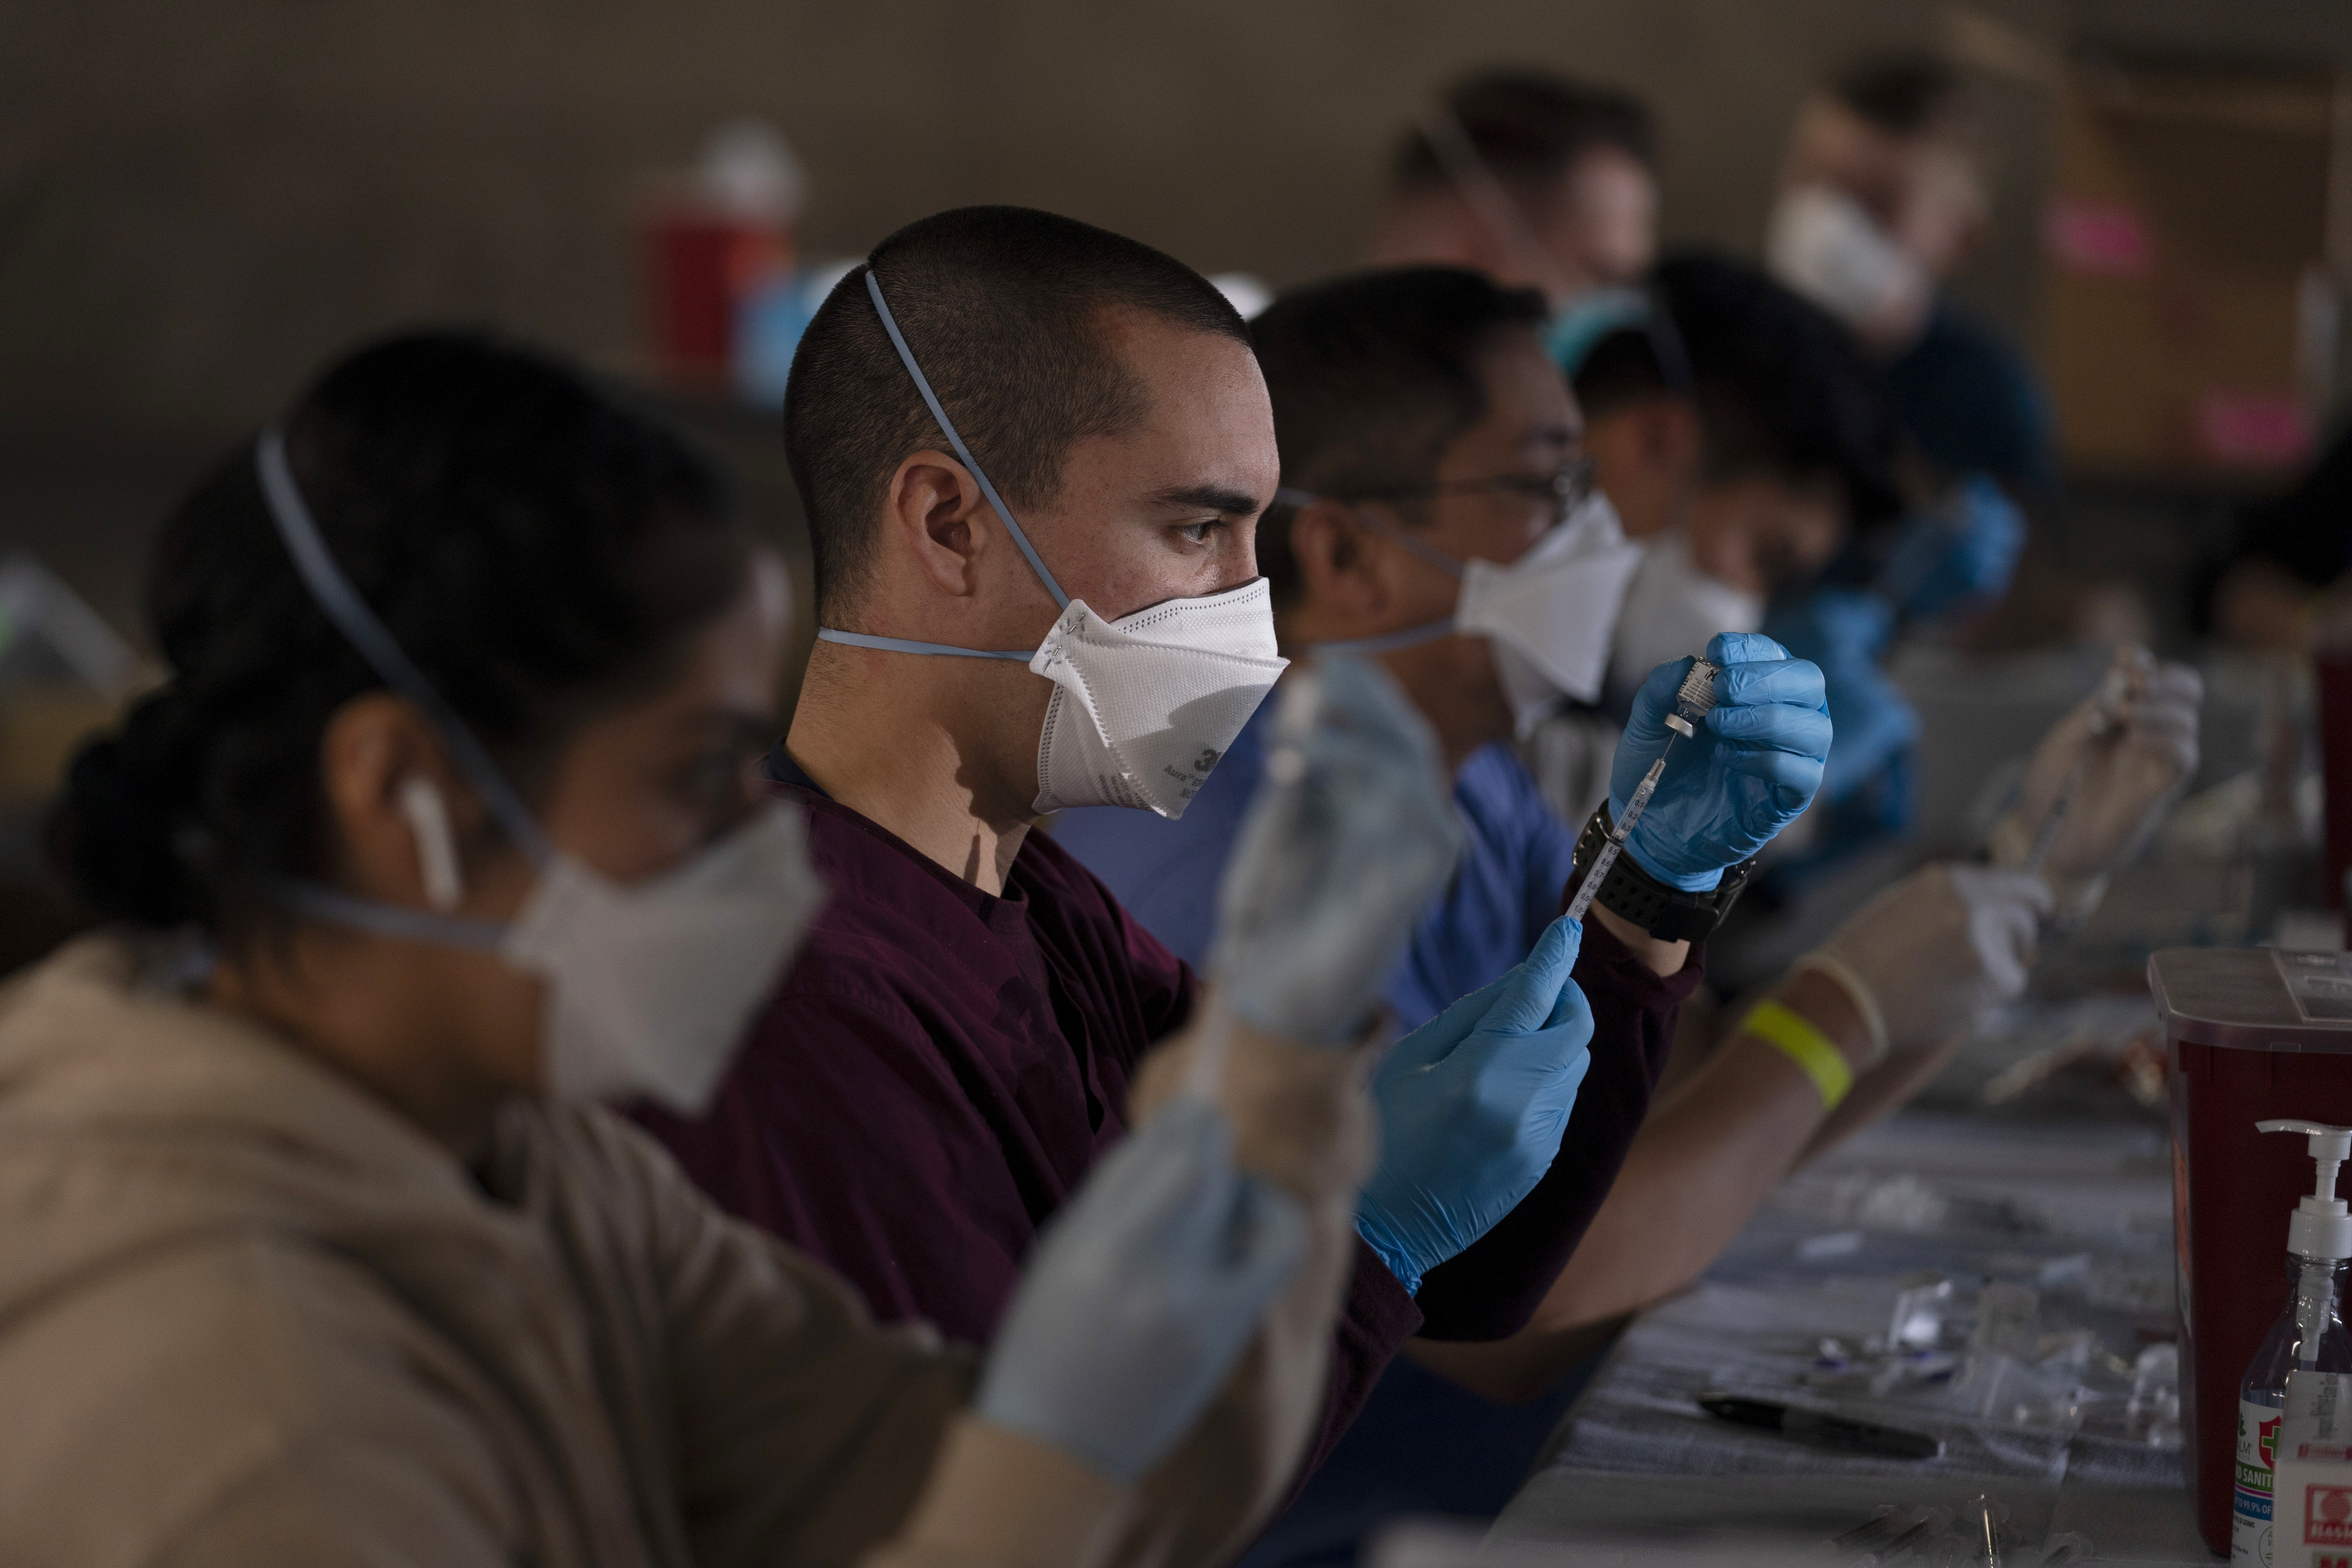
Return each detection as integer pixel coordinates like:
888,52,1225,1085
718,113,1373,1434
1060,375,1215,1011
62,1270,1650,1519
1802,863,2053,1064
1875,473,2028,624
1212,655,1464,1046
1611,631,1834,890
1989,647,2202,902
1355,916,1592,1295
975,1099,1307,1481
1762,586,1919,808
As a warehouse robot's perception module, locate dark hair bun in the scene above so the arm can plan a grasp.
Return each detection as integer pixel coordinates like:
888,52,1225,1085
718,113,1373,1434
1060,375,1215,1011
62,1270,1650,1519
47,689,203,926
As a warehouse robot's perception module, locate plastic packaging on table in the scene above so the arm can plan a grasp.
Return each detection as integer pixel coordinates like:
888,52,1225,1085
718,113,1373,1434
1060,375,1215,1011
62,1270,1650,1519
2150,947,2352,1554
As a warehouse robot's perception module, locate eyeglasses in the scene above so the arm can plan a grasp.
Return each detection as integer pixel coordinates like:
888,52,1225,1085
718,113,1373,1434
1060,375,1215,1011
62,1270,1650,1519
1345,457,1597,530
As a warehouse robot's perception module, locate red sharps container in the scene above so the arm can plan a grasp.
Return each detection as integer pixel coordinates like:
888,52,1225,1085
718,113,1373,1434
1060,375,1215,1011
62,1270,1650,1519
2154,947,2352,1554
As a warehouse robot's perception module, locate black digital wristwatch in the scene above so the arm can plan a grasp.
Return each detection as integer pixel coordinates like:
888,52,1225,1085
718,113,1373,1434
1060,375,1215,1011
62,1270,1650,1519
1569,802,1758,944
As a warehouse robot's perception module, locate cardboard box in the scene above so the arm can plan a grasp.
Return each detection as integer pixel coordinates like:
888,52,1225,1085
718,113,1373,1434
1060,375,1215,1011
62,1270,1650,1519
2037,57,2351,479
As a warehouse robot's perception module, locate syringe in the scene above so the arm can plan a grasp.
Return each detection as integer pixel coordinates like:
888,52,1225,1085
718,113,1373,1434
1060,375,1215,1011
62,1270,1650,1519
2021,653,2145,875
1563,656,1720,922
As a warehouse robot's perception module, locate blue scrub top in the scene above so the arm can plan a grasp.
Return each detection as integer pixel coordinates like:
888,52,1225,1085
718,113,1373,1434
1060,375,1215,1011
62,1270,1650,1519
1051,697,1580,1034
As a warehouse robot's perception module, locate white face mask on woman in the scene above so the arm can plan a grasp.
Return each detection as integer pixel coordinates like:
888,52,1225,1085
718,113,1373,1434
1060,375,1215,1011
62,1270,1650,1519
1604,527,1765,716
1280,484,1644,739
255,432,825,1115
813,271,1287,819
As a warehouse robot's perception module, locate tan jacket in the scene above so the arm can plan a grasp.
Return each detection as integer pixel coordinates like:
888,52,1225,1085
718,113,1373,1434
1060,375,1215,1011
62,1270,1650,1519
0,938,1359,1568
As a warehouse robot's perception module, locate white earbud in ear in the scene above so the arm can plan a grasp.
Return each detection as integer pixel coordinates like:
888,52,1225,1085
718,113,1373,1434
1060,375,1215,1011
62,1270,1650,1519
396,776,465,912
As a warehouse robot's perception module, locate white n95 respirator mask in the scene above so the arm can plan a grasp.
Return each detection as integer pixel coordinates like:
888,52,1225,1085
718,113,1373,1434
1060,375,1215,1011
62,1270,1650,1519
1605,528,1764,716
814,270,1286,819
1765,184,1930,344
255,431,825,1115
1278,483,1643,738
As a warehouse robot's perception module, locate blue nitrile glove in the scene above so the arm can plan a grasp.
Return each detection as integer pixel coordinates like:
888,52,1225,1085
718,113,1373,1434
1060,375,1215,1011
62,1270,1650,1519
1762,586,1920,806
1355,916,1593,1295
1875,472,2025,623
1212,655,1465,1045
976,1099,1307,1481
1609,631,1832,891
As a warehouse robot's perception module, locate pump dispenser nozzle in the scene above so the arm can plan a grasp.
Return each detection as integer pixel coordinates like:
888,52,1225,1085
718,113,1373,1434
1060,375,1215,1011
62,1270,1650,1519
2259,1120,2352,1259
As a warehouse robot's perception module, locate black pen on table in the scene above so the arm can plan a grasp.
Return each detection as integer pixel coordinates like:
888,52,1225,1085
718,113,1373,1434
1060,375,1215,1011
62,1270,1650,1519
1696,1390,1945,1460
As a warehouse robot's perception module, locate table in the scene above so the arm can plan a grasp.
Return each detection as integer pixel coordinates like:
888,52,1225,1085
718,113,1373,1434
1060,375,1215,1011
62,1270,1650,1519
1483,1106,2210,1566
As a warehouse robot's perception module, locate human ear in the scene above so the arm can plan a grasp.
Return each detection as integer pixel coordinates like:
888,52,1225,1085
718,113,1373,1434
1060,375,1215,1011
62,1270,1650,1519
885,450,992,599
1290,501,1393,622
318,694,491,912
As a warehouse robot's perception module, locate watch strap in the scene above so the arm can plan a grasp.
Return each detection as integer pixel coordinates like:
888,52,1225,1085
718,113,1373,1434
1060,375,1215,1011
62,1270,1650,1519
1570,803,1757,944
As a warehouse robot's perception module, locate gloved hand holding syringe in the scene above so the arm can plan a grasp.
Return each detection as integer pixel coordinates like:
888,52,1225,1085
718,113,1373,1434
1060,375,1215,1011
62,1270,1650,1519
1565,656,1723,922
1991,644,2202,920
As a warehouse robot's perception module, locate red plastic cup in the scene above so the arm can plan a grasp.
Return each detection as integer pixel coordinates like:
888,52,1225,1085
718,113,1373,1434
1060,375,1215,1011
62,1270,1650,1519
643,208,792,385
2154,947,2352,1554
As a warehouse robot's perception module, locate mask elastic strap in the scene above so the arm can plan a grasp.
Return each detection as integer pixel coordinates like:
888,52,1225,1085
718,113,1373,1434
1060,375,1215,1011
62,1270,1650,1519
815,627,1032,661
256,430,555,869
1305,620,1459,658
849,267,1070,623
272,880,508,952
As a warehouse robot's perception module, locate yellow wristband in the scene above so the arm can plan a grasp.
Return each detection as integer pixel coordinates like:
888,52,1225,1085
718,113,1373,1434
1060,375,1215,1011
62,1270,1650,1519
1743,999,1854,1111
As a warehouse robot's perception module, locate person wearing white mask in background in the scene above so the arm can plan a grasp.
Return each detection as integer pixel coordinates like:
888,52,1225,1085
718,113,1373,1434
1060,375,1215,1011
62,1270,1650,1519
0,332,1396,1568
1530,251,1912,835
1767,53,2057,496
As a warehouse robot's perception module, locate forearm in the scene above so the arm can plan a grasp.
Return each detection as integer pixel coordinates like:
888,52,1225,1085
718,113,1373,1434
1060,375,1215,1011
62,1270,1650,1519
1111,1188,1358,1568
1592,905,1688,979
1803,1030,1968,1158
1526,973,1861,1333
869,1416,1133,1568
1120,1007,1380,1561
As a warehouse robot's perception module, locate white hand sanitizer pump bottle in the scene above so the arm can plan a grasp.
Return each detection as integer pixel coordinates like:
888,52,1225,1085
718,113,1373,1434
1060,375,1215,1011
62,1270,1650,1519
2234,1120,2352,1566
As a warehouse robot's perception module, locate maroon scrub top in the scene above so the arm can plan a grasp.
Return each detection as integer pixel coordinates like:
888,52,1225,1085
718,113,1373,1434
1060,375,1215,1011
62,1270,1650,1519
636,748,1702,1474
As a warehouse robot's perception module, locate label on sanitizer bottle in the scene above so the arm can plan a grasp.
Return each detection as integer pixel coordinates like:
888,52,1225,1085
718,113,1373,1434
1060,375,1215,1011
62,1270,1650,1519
2238,1399,2282,1566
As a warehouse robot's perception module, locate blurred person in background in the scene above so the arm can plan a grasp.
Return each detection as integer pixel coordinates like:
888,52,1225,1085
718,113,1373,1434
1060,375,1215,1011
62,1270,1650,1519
0,331,1375,1568
1767,52,2056,497
1369,68,1660,310
2200,425,2352,654
1545,252,1916,877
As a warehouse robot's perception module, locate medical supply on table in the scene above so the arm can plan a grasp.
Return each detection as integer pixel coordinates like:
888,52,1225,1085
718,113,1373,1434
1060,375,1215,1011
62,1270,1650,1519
1564,655,1719,923
975,1099,1305,1481
1694,1391,1943,1459
1959,1493,2013,1567
2227,1122,2352,1564
2149,949,2352,1553
1207,657,1463,1053
2268,1364,2352,1568
1353,917,1592,1295
824,271,1287,819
